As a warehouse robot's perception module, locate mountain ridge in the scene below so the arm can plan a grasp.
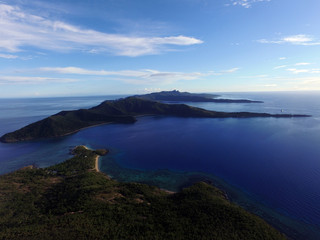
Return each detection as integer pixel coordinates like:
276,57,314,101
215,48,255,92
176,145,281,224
135,90,263,103
0,95,310,143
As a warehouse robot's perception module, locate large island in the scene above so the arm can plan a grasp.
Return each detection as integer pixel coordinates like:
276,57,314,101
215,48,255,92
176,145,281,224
0,146,286,240
0,92,309,143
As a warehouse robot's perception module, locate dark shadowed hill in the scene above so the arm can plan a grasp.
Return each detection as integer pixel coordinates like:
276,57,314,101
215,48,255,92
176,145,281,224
0,96,309,143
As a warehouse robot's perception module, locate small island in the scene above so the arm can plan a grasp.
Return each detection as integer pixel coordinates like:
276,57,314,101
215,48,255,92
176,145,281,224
0,146,286,240
136,90,263,103
0,93,310,143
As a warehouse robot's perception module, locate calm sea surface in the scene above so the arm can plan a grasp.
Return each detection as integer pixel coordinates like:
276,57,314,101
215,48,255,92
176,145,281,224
0,92,320,239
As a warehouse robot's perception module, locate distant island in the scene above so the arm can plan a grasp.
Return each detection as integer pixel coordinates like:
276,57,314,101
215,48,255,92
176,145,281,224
0,146,286,240
136,90,263,103
0,93,310,143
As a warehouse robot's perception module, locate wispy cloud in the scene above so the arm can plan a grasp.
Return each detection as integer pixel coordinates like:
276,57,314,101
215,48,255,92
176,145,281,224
255,76,320,91
292,77,320,90
274,65,287,70
295,62,311,66
239,74,268,79
228,0,271,8
0,76,77,84
39,66,238,84
0,52,33,60
221,67,240,73
286,68,320,74
274,62,318,73
40,67,211,84
0,53,18,59
263,84,277,87
270,76,320,91
258,34,320,46
0,3,203,57
40,67,146,77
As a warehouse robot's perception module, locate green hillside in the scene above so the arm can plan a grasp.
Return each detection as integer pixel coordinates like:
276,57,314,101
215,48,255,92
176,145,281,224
0,146,286,240
0,96,309,143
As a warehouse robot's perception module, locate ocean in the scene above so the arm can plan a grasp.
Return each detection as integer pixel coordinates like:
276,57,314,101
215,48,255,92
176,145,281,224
0,92,320,239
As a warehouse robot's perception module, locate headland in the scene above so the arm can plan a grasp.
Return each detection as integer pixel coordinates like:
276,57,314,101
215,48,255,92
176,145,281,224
0,92,310,143
0,146,286,240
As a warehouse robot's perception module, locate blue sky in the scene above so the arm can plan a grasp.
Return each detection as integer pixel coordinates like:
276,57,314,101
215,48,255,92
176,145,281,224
1,0,320,97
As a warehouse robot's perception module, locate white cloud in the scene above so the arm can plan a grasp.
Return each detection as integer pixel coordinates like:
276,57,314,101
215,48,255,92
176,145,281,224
263,84,277,87
274,62,318,73
0,53,18,59
0,4,203,56
39,66,238,84
295,62,311,66
293,77,320,90
239,74,268,79
0,76,77,84
286,68,320,74
274,65,287,69
267,76,320,91
40,67,210,84
282,35,313,44
279,57,286,60
286,68,309,74
229,0,271,8
221,67,240,73
258,34,320,46
40,67,146,77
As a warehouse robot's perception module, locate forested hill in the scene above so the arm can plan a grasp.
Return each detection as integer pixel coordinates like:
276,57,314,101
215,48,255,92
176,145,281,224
0,96,309,143
0,146,286,240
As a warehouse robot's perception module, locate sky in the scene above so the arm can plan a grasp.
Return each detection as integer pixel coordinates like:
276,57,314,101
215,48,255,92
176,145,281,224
1,0,320,98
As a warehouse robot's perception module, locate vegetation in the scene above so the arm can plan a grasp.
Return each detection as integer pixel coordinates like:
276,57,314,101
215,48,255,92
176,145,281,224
136,90,263,103
0,146,286,240
0,95,309,143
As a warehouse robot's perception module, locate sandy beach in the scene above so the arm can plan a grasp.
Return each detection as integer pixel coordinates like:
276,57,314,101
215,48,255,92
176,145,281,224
95,155,100,172
80,145,100,172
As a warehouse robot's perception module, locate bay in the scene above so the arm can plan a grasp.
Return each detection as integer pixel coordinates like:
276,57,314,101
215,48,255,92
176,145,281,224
0,92,320,239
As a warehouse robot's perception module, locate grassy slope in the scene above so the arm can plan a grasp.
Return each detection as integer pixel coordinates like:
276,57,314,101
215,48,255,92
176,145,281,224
0,146,286,240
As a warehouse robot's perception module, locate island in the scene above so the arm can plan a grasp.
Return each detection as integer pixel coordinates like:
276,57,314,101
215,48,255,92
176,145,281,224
0,146,286,240
136,90,263,103
0,95,310,143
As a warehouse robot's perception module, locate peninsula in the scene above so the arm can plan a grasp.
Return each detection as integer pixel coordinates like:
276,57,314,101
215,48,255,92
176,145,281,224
0,95,310,143
0,146,286,240
136,90,263,103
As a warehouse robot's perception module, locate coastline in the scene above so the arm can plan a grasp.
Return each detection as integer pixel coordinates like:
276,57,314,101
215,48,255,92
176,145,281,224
0,95,310,143
80,145,111,176
0,93,319,239
95,155,100,172
80,145,100,172
0,145,286,239
1,144,313,239
99,150,320,240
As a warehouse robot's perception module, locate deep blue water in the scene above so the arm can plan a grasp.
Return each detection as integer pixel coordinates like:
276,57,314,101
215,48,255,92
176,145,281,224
0,92,320,238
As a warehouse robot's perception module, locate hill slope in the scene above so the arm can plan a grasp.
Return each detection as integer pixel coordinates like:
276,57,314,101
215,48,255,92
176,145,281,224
0,146,286,240
0,96,309,143
136,90,263,103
